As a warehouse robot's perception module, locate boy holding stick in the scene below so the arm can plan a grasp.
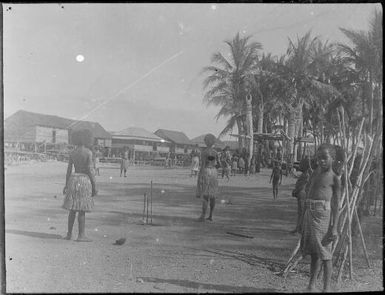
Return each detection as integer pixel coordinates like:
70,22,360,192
301,144,341,292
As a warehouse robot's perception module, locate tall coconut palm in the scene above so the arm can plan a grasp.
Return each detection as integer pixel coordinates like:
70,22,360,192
278,31,340,161
338,9,382,134
202,33,262,147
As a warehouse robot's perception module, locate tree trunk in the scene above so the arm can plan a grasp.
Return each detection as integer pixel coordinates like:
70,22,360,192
236,118,244,149
246,94,254,173
258,105,264,134
287,111,296,162
297,106,303,161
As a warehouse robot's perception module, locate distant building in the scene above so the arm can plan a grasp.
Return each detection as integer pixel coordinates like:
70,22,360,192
4,110,111,152
190,134,226,151
154,129,193,154
221,140,238,152
111,127,169,161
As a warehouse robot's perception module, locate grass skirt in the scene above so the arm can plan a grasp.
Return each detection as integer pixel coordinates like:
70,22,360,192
196,167,218,198
300,204,332,260
62,173,94,212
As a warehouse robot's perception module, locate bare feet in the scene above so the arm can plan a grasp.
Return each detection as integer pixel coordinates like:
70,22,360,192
76,236,92,242
63,233,72,240
206,217,213,221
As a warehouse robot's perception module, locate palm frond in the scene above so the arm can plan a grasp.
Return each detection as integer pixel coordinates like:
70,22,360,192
211,52,233,70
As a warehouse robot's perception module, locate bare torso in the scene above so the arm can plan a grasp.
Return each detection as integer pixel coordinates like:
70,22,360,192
307,167,336,201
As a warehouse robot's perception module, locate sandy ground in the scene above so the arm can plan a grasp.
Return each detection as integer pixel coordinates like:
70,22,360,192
4,161,383,293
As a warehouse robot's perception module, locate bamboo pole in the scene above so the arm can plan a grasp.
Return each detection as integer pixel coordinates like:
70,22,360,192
337,244,349,284
348,119,365,177
338,107,353,280
354,208,371,268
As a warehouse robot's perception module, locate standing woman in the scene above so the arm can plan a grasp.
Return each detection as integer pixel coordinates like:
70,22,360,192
196,134,218,221
63,129,97,242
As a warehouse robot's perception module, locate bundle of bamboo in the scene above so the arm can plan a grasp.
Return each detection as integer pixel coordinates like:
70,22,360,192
279,105,382,284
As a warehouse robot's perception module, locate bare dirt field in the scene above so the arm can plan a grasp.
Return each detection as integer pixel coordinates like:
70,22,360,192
4,161,383,293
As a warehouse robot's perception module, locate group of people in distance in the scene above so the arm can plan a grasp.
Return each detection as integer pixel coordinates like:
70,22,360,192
191,143,284,182
62,129,342,292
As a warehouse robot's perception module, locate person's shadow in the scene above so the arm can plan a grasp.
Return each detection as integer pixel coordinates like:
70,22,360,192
6,229,62,239
137,277,276,293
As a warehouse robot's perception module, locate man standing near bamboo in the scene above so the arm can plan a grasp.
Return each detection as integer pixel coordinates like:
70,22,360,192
301,144,341,292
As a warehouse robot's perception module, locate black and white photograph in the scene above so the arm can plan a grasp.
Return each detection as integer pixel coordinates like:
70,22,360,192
1,3,383,293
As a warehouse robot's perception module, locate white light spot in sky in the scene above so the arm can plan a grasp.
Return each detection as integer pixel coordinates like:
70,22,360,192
310,11,314,16
76,54,85,62
211,4,217,10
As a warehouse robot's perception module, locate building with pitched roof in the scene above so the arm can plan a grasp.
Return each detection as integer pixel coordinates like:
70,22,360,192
111,127,170,160
154,129,194,154
190,134,226,151
4,110,111,152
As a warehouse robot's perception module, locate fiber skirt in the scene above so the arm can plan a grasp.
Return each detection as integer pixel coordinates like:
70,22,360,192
196,167,218,198
62,173,94,212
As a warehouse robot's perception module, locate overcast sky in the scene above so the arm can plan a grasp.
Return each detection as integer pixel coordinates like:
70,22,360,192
3,3,380,140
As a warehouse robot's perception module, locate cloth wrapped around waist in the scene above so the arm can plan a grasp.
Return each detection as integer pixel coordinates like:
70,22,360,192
304,199,331,210
300,198,332,260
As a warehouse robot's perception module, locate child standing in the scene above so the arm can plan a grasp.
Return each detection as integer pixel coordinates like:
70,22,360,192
62,129,97,242
220,146,231,181
301,144,341,292
231,154,238,176
196,134,218,222
270,161,282,200
238,156,245,174
120,150,129,177
290,157,316,234
190,149,200,177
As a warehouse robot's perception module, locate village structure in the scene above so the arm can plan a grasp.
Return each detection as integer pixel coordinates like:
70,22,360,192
2,3,382,294
4,109,237,166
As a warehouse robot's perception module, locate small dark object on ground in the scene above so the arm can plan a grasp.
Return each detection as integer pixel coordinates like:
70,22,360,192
114,238,126,245
49,226,56,230
226,231,253,239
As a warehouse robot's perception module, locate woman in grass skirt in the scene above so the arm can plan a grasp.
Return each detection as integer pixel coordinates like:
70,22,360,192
196,134,218,221
63,129,97,242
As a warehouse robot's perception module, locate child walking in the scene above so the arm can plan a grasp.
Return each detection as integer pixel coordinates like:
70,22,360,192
270,161,282,200
196,134,218,222
62,129,97,242
300,144,341,292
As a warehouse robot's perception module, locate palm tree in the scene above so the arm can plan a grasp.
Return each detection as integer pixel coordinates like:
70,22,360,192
338,9,383,134
202,33,262,147
278,31,340,161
